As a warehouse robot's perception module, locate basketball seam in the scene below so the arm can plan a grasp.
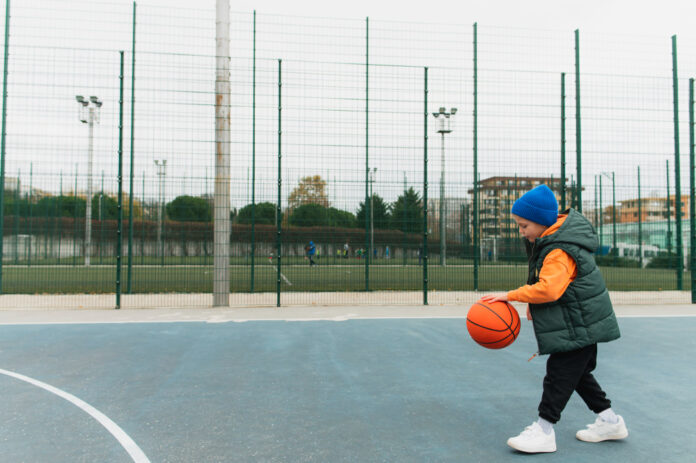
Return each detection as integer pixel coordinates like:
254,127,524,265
466,318,510,332
504,302,520,340
474,302,515,331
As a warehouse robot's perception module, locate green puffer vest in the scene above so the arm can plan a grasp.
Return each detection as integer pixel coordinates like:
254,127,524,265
527,208,620,355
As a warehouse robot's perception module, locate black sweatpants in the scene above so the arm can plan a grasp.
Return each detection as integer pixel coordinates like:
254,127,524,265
538,343,612,423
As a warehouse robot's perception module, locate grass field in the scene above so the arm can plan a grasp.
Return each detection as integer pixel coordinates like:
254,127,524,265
0,262,686,293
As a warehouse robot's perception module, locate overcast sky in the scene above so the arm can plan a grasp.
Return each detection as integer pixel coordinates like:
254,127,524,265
3,0,696,214
227,0,696,37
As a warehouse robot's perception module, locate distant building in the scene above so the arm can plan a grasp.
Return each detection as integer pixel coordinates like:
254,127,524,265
618,195,690,223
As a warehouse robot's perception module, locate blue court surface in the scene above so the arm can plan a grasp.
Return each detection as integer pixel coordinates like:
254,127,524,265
1,314,694,462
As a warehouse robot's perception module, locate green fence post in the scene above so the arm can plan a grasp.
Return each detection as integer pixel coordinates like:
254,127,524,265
127,1,137,294
250,10,256,293
423,66,428,305
100,171,104,264
116,50,124,309
561,72,566,210
58,172,62,264
667,160,672,261
12,169,18,264
73,165,77,267
0,0,10,293
51,186,56,261
689,78,694,302
276,59,282,308
473,22,479,291
575,29,582,212
671,35,684,290
28,163,32,266
638,166,642,268
141,171,145,265
599,174,603,250
594,175,598,230
612,172,617,267
364,16,370,292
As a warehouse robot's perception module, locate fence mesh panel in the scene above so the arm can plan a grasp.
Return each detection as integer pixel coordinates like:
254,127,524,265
1,1,696,307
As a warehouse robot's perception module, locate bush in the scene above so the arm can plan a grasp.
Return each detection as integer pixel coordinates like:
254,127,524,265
327,207,357,228
236,202,278,225
594,255,641,268
166,195,212,222
645,253,679,269
289,204,329,227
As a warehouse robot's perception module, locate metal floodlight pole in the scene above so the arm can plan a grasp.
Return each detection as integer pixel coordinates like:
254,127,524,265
432,107,456,266
75,94,101,267
154,160,166,263
86,105,94,266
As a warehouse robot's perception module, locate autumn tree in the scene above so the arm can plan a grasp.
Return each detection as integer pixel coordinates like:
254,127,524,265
288,175,329,209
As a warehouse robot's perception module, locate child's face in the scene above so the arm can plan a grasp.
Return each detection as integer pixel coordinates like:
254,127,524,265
512,214,548,243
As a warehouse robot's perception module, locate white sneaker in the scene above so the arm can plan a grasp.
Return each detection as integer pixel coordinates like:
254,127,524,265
576,416,628,442
507,422,557,453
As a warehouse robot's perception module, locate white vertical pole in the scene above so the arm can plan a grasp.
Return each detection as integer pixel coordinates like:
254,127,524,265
440,132,446,266
214,0,231,306
85,107,94,266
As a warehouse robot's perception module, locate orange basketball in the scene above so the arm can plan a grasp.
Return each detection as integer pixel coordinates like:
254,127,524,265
466,300,521,349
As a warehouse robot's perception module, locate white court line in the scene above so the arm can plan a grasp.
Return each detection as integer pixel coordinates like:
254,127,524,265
0,368,150,463
271,264,293,286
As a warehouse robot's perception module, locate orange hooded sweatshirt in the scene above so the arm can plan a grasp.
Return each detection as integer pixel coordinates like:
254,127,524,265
506,214,578,304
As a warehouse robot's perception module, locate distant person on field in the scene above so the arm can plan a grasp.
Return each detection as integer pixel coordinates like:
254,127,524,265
344,242,350,258
481,184,626,454
305,241,317,266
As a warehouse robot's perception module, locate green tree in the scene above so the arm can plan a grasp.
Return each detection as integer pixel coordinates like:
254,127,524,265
32,195,85,218
391,187,423,234
327,207,357,228
3,197,30,217
90,193,119,220
165,195,212,222
289,203,328,227
356,194,391,229
236,202,278,225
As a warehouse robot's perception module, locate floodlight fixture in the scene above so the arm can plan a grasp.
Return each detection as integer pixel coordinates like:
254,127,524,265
89,96,103,107
439,107,446,114
450,107,457,115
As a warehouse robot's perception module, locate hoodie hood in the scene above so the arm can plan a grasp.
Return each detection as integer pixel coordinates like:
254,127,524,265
535,208,598,253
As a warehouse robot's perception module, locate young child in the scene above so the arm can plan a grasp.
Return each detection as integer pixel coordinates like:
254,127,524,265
481,184,628,454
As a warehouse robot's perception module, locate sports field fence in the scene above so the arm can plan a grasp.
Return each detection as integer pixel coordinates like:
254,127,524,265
1,1,696,307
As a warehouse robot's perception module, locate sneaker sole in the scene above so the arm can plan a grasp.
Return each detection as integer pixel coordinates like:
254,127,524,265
507,440,557,453
576,429,628,443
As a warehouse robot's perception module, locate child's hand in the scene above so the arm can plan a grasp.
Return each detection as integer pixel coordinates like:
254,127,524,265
480,292,509,303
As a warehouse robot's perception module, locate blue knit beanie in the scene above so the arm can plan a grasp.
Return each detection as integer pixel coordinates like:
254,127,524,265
511,184,558,226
